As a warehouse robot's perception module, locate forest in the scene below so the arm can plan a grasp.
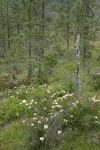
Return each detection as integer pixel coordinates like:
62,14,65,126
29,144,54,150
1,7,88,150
0,0,100,149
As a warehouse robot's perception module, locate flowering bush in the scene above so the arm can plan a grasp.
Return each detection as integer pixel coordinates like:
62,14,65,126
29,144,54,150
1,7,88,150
0,83,100,149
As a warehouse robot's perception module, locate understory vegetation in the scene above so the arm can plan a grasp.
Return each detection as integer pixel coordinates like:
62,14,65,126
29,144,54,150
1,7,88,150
0,0,100,149
0,81,100,149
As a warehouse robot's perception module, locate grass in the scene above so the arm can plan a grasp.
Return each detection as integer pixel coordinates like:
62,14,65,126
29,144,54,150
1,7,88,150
0,121,30,150
51,131,100,150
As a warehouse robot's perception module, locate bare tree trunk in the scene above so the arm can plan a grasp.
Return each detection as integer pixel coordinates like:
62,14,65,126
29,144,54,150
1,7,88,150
41,1,45,59
66,24,69,59
66,0,70,60
27,0,32,83
6,1,11,79
16,0,20,36
1,8,5,54
7,3,10,50
37,1,45,83
13,0,20,79
76,34,81,97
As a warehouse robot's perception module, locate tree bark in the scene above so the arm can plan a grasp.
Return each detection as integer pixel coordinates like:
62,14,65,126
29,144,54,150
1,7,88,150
27,0,32,83
76,34,81,97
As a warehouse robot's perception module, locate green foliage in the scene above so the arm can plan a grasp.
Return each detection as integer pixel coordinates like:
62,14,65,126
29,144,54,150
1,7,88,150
44,53,57,67
0,0,100,149
36,71,49,85
0,97,33,126
51,131,100,150
0,83,100,149
91,74,100,91
0,122,30,150
67,99,100,131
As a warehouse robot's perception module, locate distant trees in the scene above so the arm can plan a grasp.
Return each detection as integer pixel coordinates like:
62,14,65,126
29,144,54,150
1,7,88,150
0,0,99,86
73,0,96,65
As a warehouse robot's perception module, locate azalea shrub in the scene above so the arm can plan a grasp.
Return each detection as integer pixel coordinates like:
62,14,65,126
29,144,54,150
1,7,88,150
0,97,33,126
91,74,100,91
0,83,100,149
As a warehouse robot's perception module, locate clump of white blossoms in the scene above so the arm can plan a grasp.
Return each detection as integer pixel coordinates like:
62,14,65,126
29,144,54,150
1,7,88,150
22,120,26,123
94,116,98,119
34,113,37,116
91,97,100,103
32,117,37,120
22,100,26,103
31,123,34,126
58,130,62,135
64,119,68,123
38,120,41,124
44,125,48,129
40,137,45,142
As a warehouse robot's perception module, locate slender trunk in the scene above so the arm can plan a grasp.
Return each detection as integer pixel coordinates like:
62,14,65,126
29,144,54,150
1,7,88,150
66,0,70,60
76,34,81,97
16,0,20,36
66,24,69,58
7,3,10,50
42,2,45,35
37,1,45,80
27,0,32,83
41,2,45,59
6,1,10,78
41,1,45,58
13,0,20,79
82,0,89,68
1,9,5,54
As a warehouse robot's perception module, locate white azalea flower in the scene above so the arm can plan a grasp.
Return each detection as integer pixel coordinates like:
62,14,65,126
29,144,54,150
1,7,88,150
58,130,62,135
40,137,45,141
32,117,37,120
38,120,41,124
94,116,98,119
44,125,48,129
22,120,26,123
31,100,34,102
31,123,34,126
70,115,73,118
34,102,37,104
22,100,26,103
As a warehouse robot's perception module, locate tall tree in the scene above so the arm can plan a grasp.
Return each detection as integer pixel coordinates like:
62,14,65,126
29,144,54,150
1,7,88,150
27,0,33,82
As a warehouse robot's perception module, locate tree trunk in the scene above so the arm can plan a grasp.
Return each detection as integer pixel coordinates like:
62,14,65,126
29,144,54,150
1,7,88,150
7,3,10,50
66,0,70,60
6,1,10,78
37,1,45,82
76,34,81,97
27,0,32,83
1,8,6,54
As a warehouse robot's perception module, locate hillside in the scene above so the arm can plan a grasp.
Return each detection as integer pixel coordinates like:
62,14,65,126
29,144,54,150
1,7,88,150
0,0,100,150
